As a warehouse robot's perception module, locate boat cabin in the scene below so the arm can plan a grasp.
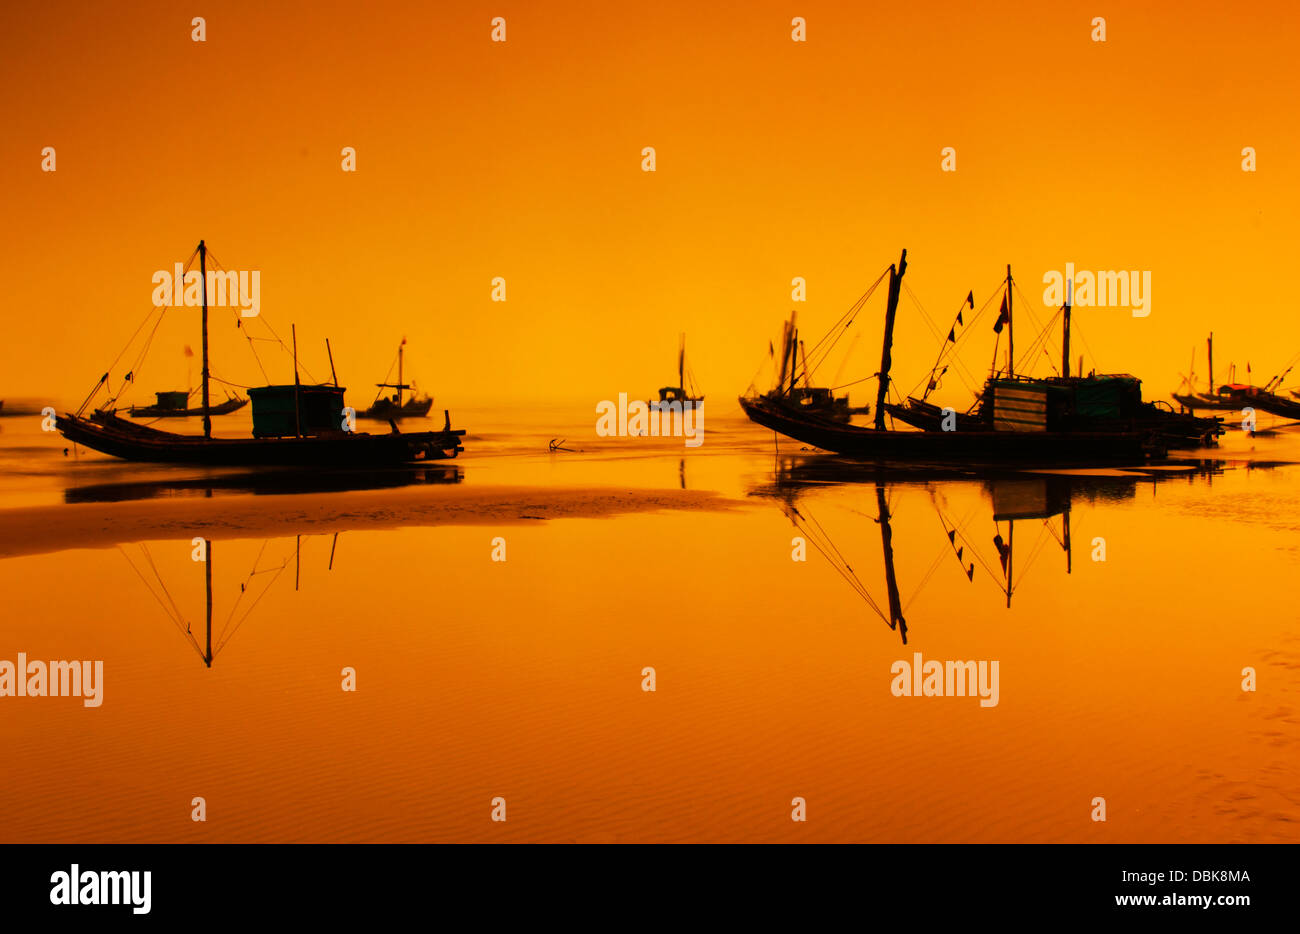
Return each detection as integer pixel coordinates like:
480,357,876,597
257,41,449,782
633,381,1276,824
248,384,347,437
988,375,1143,431
153,391,190,411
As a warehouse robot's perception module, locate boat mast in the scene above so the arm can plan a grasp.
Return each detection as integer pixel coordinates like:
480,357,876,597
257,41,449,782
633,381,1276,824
1006,264,1014,379
678,334,685,393
1208,333,1214,394
874,248,908,430
1062,277,1072,379
292,324,302,438
1006,520,1014,609
785,325,795,395
397,341,404,408
777,314,793,395
199,240,211,439
1064,508,1072,574
204,539,213,668
876,482,907,643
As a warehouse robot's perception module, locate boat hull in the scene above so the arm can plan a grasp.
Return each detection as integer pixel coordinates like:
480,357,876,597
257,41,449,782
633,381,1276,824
359,397,434,420
739,396,1156,464
891,395,1219,449
58,411,465,466
128,397,248,418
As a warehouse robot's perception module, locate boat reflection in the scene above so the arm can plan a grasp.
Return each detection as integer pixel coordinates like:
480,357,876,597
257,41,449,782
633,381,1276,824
65,464,462,504
748,454,1229,643
120,533,334,668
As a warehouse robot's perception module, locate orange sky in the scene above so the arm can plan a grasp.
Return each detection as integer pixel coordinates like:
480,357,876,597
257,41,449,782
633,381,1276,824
2,0,1298,408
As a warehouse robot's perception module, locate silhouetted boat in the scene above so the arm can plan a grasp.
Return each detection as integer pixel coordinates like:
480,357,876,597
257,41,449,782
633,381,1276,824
740,250,1162,464
128,390,248,418
359,339,434,420
57,241,466,466
1172,333,1300,418
750,312,867,422
651,334,703,407
884,277,1221,448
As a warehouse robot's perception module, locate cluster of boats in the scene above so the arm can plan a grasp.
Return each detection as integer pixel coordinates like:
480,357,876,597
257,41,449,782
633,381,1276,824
740,249,1235,464
52,241,1284,471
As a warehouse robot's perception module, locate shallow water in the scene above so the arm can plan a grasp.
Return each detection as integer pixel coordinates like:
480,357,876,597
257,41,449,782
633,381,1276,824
0,404,1297,842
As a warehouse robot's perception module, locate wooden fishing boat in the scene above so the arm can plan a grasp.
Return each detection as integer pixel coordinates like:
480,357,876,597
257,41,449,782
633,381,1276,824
651,334,703,407
740,393,1151,463
60,407,462,465
58,240,467,466
887,378,1221,448
128,390,248,418
359,338,434,420
752,312,865,422
1213,383,1300,419
740,250,1162,464
887,279,1221,448
1172,333,1300,418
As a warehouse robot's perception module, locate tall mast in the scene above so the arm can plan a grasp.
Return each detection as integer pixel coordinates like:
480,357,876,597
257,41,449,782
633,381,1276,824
776,316,793,393
1207,332,1214,393
292,324,301,438
398,341,404,408
876,481,907,643
204,539,213,668
1064,508,1072,574
1061,277,1072,379
199,240,211,439
1006,264,1014,379
874,248,908,430
785,325,795,395
1006,520,1014,609
678,334,685,392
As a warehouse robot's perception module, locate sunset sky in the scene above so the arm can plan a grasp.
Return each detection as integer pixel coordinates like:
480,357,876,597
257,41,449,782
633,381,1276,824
2,0,1298,409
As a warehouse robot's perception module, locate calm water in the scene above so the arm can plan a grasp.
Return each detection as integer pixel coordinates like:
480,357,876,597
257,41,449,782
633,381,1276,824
0,403,1297,842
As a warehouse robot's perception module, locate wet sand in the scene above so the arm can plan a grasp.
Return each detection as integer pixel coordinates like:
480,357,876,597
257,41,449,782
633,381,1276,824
0,485,736,559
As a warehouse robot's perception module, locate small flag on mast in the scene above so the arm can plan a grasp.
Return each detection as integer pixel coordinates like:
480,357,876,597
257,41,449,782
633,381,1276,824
993,295,1009,334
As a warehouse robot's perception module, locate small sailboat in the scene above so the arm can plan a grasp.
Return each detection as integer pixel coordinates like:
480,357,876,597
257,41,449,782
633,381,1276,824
651,334,703,407
359,339,434,420
57,241,466,466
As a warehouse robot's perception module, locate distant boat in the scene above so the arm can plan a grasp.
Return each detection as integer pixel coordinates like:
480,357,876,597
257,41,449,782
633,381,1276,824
753,311,866,423
740,251,1162,464
57,241,466,466
359,339,433,420
1173,333,1300,419
651,334,703,407
1172,333,1240,411
128,390,248,418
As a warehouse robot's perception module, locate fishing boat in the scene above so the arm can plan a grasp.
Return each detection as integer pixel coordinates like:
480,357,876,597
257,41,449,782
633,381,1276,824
128,389,248,418
739,250,1162,464
750,311,868,423
883,274,1222,448
1172,334,1233,411
1172,333,1300,419
651,334,703,407
359,339,434,420
57,241,466,466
